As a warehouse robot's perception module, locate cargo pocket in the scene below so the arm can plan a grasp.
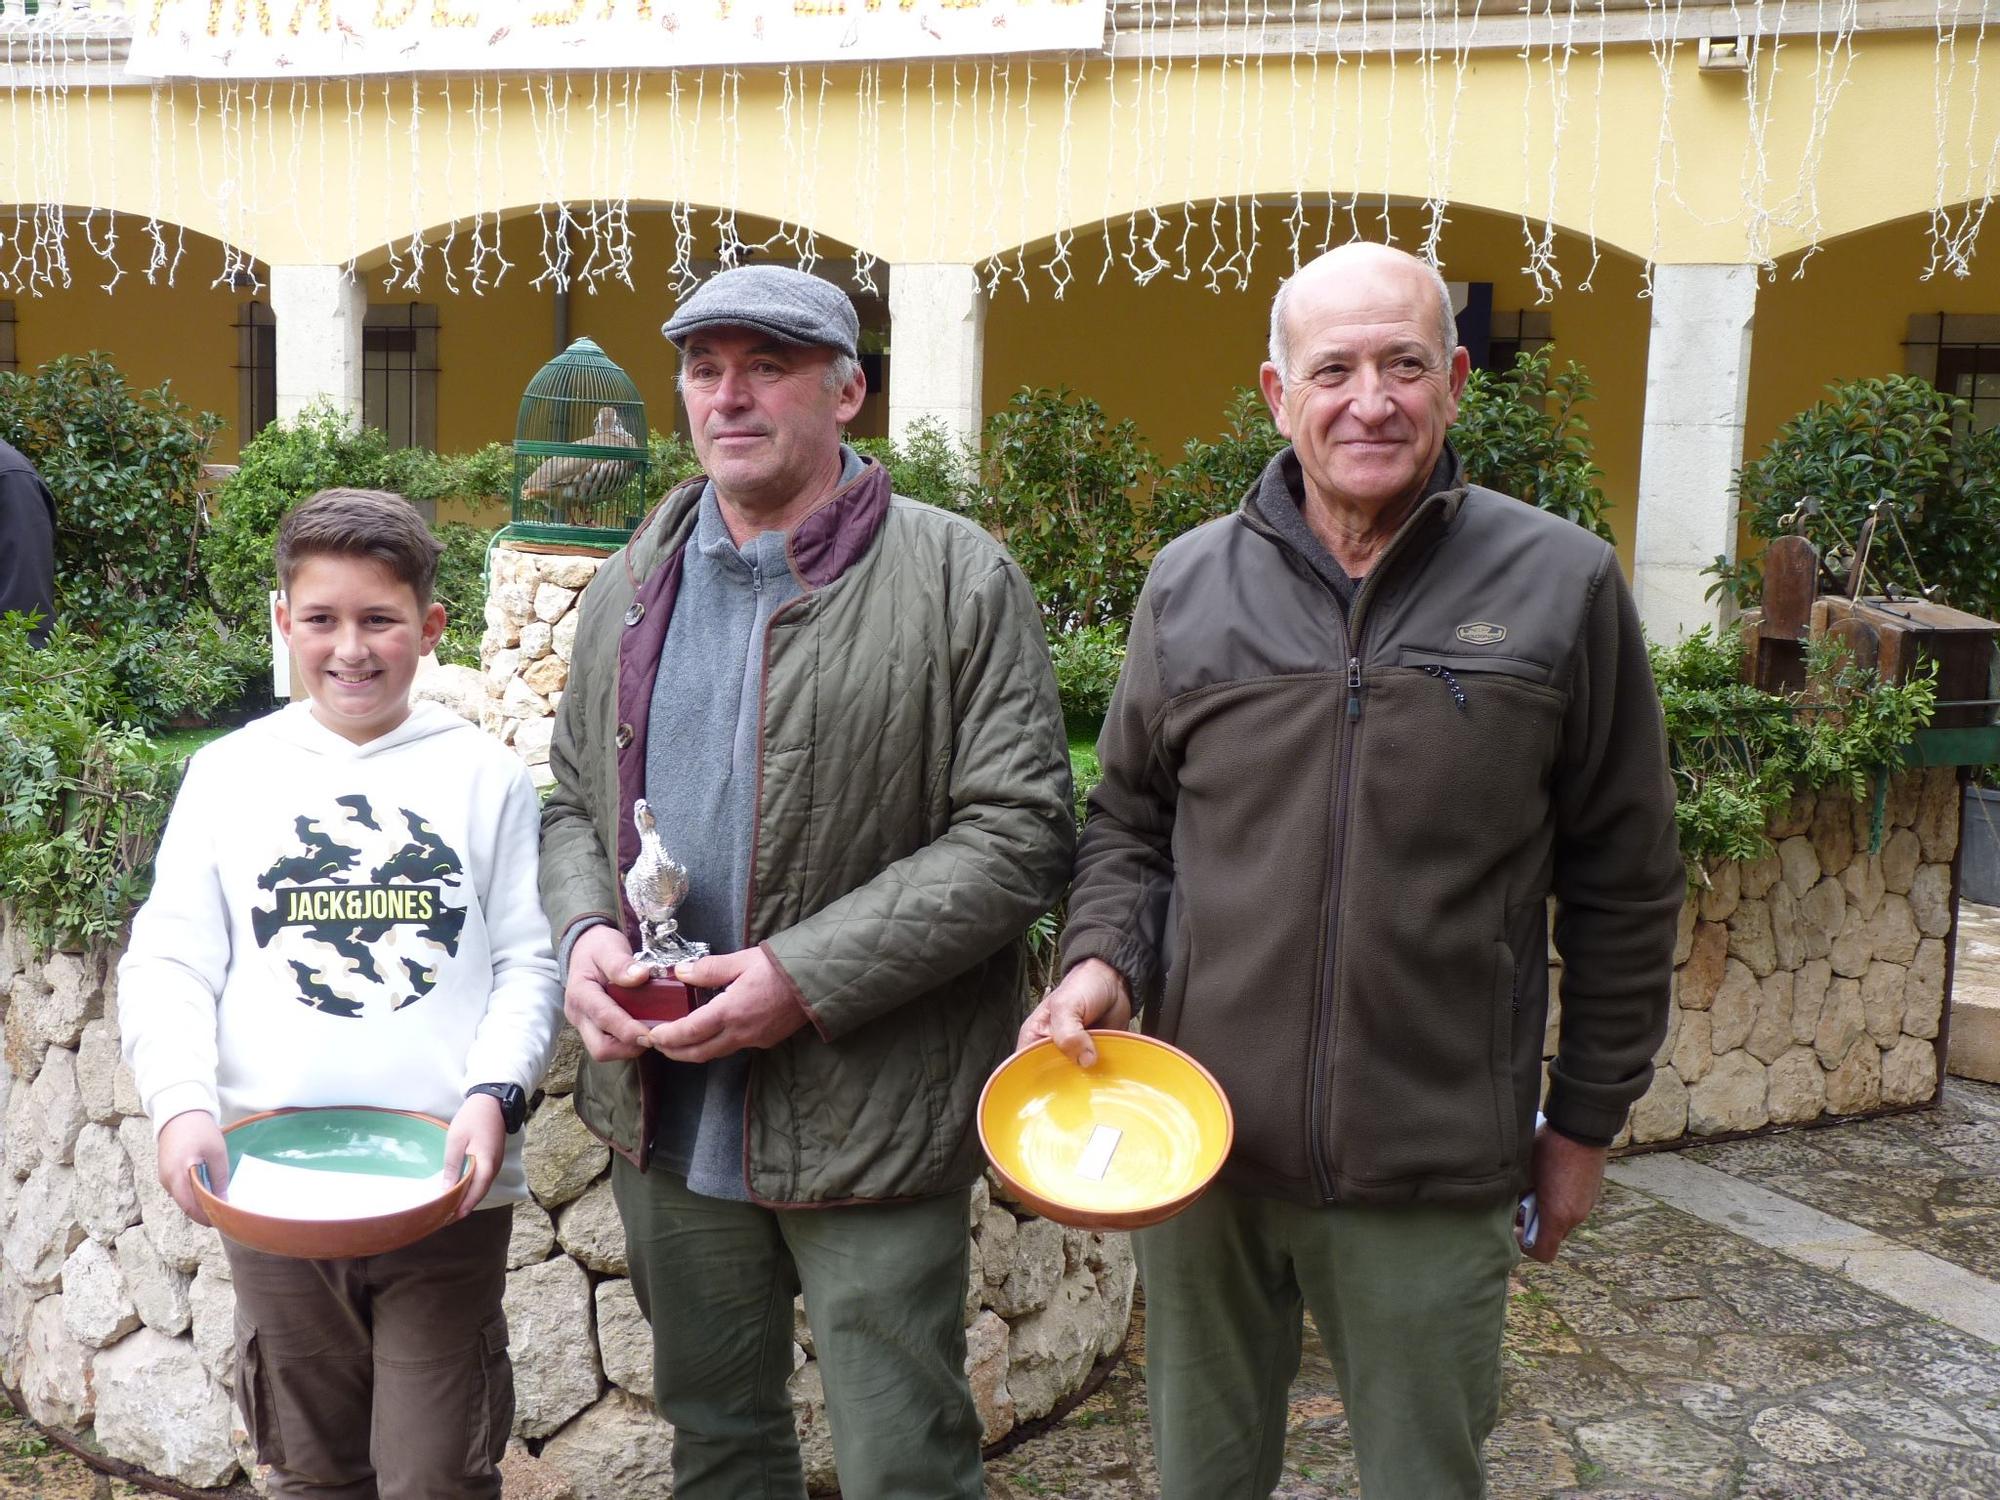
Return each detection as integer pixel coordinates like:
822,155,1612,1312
234,1328,286,1470
464,1312,515,1476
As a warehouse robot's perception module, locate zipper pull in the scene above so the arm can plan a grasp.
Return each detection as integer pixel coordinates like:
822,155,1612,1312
1347,657,1362,720
1423,663,1469,712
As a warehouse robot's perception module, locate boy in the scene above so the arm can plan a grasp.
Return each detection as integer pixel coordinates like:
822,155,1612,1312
119,488,562,1499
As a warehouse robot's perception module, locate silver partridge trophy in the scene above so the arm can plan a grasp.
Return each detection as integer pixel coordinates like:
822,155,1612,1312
620,799,711,1023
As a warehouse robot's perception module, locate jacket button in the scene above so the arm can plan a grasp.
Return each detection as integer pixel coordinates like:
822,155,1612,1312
614,723,634,749
624,602,645,627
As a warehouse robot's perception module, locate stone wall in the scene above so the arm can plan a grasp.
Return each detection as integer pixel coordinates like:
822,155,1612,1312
479,544,600,788
1591,767,1959,1149
0,919,1133,1496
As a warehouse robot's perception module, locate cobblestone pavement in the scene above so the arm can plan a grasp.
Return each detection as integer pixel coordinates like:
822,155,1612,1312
985,1082,2000,1500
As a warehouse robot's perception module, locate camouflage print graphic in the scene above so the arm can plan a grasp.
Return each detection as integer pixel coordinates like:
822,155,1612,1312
256,815,362,890
336,793,382,831
251,794,468,1019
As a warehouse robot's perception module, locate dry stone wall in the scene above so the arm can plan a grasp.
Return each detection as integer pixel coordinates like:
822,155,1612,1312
0,934,1132,1497
480,544,602,787
1548,768,1959,1150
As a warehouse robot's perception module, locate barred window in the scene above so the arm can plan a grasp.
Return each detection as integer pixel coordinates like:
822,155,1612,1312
1906,314,2000,435
1484,309,1555,372
364,303,439,452
0,300,15,373
234,299,276,443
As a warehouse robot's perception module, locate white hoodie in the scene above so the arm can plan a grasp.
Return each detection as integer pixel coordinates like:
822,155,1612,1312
119,701,562,1206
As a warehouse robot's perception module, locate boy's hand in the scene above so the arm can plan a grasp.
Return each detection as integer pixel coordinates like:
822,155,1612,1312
444,1093,505,1219
565,924,655,1061
651,947,811,1063
157,1110,228,1227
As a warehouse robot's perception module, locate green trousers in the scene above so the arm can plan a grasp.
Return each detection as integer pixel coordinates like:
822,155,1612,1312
1135,1183,1519,1500
611,1157,984,1500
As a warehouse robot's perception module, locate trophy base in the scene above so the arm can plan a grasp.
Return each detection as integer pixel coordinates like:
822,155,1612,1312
617,975,710,1026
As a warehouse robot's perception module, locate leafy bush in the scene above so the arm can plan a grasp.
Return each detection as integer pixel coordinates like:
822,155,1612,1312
973,390,1161,630
0,615,184,948
1050,624,1129,728
450,442,515,510
434,523,497,668
1720,375,2000,620
1152,389,1284,545
1651,627,1937,864
1453,346,1614,544
851,418,975,512
202,404,539,669
646,431,706,500
0,353,223,635
101,609,270,732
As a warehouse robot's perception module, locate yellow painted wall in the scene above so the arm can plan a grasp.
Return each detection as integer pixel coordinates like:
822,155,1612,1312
986,204,1653,567
1727,213,2000,561
9,233,247,453
3,31,1993,271
1747,215,2000,461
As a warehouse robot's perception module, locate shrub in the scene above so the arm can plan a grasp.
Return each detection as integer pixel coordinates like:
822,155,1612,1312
201,405,408,629
851,418,975,513
1452,346,1614,544
0,353,223,635
0,615,184,948
1651,627,1937,864
434,523,496,668
973,389,1161,630
202,406,531,669
1049,624,1129,728
644,430,705,501
1152,389,1284,546
1721,375,2000,620
101,609,270,732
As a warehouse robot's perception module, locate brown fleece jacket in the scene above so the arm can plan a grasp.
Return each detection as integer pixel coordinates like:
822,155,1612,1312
1059,448,1683,1207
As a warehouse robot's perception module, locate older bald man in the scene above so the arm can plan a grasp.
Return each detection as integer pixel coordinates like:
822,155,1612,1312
1021,243,1682,1499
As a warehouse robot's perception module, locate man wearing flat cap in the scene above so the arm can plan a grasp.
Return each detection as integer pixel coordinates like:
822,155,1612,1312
541,264,1073,1498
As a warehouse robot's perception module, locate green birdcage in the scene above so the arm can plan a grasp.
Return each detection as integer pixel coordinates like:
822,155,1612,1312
511,337,650,546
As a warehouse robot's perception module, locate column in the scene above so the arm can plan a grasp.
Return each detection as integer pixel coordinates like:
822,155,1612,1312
1631,263,1759,643
270,264,367,425
887,262,986,451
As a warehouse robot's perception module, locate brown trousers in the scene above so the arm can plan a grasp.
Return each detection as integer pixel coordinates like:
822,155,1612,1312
223,1205,515,1500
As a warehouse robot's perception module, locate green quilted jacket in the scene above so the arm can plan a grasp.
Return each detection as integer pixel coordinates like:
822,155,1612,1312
539,459,1074,1204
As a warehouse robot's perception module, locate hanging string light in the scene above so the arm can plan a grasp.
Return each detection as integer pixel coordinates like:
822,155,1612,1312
0,0,1994,301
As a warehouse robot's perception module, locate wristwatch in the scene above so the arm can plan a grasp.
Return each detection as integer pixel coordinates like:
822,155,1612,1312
466,1082,528,1134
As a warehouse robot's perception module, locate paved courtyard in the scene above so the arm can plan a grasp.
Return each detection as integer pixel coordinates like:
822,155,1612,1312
7,915,2000,1499
985,905,2000,1500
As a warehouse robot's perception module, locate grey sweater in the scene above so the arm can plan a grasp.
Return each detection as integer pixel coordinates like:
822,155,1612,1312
640,485,805,1198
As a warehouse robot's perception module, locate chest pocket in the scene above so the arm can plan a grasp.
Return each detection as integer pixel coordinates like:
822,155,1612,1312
1397,647,1556,687
1367,647,1567,829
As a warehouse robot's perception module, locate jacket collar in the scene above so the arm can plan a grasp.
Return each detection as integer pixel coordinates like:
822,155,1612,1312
1242,441,1466,570
624,449,893,596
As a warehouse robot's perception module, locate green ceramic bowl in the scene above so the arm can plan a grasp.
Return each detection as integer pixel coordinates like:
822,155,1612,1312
193,1107,472,1259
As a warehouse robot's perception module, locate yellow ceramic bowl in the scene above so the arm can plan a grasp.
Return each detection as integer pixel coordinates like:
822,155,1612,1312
192,1106,471,1260
979,1032,1233,1230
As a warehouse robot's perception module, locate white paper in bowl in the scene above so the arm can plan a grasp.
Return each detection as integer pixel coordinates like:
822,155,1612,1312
226,1156,450,1221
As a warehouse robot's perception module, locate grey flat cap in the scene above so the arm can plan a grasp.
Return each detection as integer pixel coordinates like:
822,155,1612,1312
661,265,859,360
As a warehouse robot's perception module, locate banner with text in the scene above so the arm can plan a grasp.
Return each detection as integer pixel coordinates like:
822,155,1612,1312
125,0,1107,77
